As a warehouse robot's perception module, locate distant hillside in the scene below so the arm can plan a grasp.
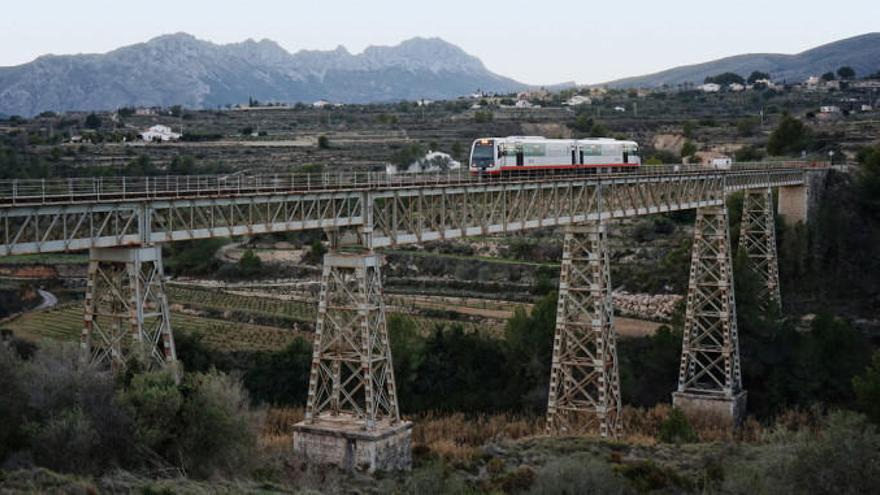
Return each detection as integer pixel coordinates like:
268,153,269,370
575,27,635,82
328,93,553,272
0,34,527,116
602,33,880,88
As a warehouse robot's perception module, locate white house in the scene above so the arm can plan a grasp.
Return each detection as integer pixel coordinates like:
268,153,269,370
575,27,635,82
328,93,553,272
820,105,841,114
805,76,821,90
564,95,592,106
139,125,181,142
312,100,330,108
613,106,626,112
386,151,462,174
698,83,721,93
728,83,745,92
752,79,777,90
861,104,874,112
515,100,536,108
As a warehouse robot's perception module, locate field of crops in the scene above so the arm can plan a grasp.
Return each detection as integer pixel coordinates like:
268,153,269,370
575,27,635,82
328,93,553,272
3,304,302,352
169,286,494,336
168,286,315,321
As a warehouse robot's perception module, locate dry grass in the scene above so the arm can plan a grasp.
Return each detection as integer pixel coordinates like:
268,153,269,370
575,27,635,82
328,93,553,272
258,405,825,461
259,407,304,453
410,411,544,462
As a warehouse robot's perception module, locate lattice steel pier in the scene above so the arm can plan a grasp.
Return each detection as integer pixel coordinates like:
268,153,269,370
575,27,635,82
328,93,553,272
294,251,411,472
673,206,746,422
739,188,781,310
546,222,622,438
81,246,178,375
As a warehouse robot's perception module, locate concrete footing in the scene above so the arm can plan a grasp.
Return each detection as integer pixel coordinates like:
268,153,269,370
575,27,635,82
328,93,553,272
292,416,413,472
672,390,747,425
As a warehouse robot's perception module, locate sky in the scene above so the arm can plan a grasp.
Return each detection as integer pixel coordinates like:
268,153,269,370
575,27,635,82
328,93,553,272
1,0,877,85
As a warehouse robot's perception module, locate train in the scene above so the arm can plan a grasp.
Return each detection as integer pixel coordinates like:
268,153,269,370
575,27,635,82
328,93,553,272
469,136,641,175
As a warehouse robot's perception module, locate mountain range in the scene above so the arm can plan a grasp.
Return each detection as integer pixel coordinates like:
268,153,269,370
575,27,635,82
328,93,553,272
602,33,880,88
1,32,879,117
0,34,525,117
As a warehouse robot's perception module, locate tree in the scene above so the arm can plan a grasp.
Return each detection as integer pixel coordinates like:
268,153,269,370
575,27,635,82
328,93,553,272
474,110,494,123
680,141,697,159
854,352,880,424
238,248,263,277
856,145,880,219
747,71,771,84
84,113,102,130
704,72,745,85
837,66,855,80
821,71,836,82
451,141,464,160
317,135,330,149
767,113,811,156
169,155,195,175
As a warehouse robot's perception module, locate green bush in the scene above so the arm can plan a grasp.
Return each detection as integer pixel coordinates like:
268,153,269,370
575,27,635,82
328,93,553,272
767,113,812,156
617,460,691,492
658,408,698,444
853,351,880,424
122,369,261,478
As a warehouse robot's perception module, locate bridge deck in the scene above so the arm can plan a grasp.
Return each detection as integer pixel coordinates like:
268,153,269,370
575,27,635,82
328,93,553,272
0,162,820,255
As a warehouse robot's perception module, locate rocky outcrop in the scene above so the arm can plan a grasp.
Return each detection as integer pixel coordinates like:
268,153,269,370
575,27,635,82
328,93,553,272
612,291,683,322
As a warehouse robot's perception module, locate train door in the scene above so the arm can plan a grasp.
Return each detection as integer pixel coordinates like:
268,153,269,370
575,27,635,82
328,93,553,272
515,142,524,166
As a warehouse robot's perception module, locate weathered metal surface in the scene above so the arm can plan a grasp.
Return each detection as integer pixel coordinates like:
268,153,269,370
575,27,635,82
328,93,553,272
675,206,742,399
546,222,622,438
0,165,808,256
81,246,178,373
738,188,782,309
304,253,400,431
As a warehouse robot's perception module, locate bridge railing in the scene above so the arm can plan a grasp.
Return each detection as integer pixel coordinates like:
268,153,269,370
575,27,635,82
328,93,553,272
0,161,821,206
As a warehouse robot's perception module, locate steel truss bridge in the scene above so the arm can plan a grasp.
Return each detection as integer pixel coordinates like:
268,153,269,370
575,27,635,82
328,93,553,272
0,162,822,453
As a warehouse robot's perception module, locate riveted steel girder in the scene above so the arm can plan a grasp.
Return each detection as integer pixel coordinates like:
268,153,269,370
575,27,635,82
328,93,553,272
0,169,805,255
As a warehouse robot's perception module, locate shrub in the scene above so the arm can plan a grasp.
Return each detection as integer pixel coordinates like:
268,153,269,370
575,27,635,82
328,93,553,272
0,344,29,459
27,407,100,473
767,113,812,156
178,370,262,478
617,460,691,492
854,351,880,424
123,369,262,478
529,456,631,495
658,408,697,444
13,343,135,473
782,411,880,495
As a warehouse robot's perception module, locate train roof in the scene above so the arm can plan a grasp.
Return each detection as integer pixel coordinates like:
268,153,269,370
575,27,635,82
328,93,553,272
476,136,639,145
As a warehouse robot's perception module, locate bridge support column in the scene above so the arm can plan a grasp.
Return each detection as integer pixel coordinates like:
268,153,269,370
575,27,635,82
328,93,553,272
739,188,781,310
546,222,622,438
674,206,746,424
293,251,411,472
81,245,178,375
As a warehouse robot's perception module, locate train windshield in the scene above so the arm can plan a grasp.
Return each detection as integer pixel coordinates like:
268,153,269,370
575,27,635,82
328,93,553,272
472,140,495,165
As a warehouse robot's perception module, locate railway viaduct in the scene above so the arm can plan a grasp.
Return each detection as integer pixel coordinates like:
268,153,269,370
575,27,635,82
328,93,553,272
0,163,826,471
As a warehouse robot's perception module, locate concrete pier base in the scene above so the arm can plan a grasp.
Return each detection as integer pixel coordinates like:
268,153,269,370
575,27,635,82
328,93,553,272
672,391,747,425
292,416,413,472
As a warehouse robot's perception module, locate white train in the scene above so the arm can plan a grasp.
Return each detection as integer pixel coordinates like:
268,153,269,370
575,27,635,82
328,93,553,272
469,136,640,175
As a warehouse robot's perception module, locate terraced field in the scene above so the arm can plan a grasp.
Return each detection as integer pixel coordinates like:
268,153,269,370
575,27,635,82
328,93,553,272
169,285,495,335
3,305,302,352
167,286,315,321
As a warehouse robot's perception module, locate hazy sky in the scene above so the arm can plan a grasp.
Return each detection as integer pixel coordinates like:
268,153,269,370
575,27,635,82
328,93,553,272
1,0,877,84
